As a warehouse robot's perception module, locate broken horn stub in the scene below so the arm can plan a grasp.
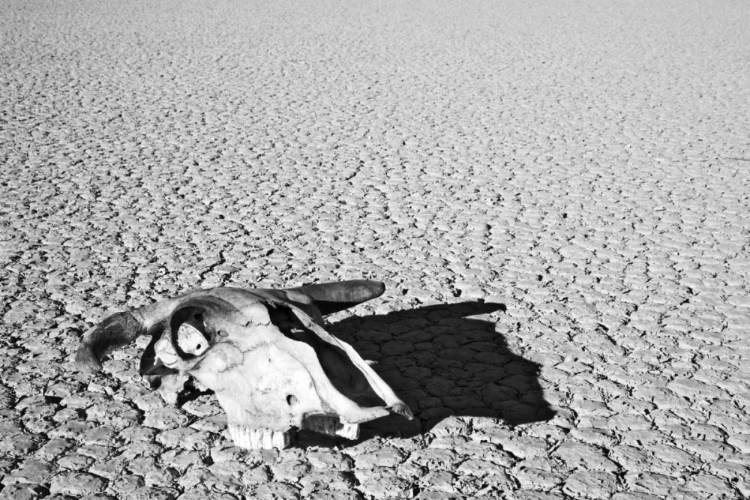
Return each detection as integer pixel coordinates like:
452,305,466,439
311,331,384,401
75,311,146,371
156,293,412,450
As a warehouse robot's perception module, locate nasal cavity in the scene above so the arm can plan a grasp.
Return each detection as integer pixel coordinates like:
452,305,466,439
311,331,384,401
286,394,298,406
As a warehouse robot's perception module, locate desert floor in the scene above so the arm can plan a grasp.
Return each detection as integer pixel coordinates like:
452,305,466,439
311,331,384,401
1,0,750,498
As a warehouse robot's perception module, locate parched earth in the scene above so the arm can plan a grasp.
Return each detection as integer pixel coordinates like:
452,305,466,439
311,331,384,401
1,0,750,498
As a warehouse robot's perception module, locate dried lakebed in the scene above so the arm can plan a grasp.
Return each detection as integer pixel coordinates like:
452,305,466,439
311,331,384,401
1,0,750,498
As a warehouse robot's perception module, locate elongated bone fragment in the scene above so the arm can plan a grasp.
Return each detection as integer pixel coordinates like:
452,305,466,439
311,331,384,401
76,280,413,449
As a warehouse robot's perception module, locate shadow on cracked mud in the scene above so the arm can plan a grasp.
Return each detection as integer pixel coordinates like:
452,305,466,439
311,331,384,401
316,301,556,444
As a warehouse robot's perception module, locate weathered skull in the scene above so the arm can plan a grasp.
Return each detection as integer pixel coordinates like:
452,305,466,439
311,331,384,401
76,280,413,449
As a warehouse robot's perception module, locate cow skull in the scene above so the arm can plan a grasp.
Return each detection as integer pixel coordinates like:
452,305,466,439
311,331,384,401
76,281,413,449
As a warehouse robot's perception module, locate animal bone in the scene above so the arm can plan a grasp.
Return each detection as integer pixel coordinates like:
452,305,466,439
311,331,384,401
176,323,209,356
76,280,413,449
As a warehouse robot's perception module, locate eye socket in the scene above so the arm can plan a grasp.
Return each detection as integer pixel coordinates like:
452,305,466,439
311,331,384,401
175,323,209,357
286,395,298,406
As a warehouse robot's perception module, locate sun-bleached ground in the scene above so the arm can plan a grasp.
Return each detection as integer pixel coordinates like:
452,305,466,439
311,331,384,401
1,0,750,498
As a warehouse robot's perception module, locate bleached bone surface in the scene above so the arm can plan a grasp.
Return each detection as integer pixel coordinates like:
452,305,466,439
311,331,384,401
76,281,413,450
146,292,410,449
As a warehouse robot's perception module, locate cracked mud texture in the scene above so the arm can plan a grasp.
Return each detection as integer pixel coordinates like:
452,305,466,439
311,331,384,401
1,0,749,498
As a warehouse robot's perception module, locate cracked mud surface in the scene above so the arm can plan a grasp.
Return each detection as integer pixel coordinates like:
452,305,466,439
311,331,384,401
1,0,749,498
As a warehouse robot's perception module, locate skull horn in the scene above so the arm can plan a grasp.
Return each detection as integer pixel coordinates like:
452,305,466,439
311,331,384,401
75,294,191,371
75,311,146,371
290,279,385,316
76,281,385,372
74,281,413,449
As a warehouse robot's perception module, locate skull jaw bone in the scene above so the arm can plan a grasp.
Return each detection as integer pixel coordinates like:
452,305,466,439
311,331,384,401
206,348,384,450
227,415,360,450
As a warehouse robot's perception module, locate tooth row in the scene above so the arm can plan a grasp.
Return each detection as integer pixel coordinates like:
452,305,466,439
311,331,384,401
228,425,293,450
303,416,360,440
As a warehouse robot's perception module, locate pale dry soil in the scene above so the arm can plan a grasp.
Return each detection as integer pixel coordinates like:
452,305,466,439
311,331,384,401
1,0,750,499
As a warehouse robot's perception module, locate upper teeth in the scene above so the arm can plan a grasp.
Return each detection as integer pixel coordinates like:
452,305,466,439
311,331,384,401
228,425,293,450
